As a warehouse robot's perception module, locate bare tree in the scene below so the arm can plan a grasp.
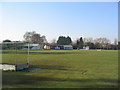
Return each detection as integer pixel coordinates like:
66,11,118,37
40,35,47,44
84,37,93,47
50,39,57,45
94,37,110,49
31,33,41,44
23,31,36,42
23,31,47,44
84,37,93,43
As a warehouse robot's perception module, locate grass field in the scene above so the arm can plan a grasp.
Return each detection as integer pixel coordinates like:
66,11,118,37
2,50,118,88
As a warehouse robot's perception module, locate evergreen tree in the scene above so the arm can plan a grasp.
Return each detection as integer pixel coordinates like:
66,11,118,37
76,37,84,49
3,39,11,42
57,36,72,45
79,37,84,49
76,40,80,49
66,36,72,45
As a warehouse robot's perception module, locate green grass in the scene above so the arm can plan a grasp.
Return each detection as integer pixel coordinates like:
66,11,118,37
2,50,118,88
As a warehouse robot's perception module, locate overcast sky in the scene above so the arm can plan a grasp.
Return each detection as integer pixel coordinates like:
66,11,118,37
0,2,118,43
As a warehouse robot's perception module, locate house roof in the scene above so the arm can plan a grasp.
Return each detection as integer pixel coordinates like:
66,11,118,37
24,44,40,47
45,44,73,47
0,42,25,44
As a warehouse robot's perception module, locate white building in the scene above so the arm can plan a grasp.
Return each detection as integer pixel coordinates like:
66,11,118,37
31,45,41,50
63,45,73,50
22,44,41,50
83,46,89,50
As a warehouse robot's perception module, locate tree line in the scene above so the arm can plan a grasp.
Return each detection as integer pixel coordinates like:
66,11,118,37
2,31,120,50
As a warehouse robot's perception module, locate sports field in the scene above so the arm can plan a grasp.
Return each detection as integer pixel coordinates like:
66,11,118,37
2,50,118,88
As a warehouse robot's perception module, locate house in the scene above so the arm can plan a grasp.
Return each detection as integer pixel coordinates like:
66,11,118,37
54,46,61,50
1,41,26,50
62,45,73,50
44,45,51,50
31,45,41,50
43,44,59,50
51,45,63,50
44,44,73,50
83,46,89,50
22,44,41,50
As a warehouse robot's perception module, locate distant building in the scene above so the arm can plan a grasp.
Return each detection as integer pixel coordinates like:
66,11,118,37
44,45,51,50
82,46,89,50
62,45,73,50
54,46,61,50
44,44,73,50
22,44,41,50
31,45,41,50
1,41,26,50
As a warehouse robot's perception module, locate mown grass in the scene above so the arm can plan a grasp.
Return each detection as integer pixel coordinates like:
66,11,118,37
2,50,118,88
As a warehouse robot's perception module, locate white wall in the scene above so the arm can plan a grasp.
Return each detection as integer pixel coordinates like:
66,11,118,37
0,64,29,71
31,46,41,50
0,64,16,71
